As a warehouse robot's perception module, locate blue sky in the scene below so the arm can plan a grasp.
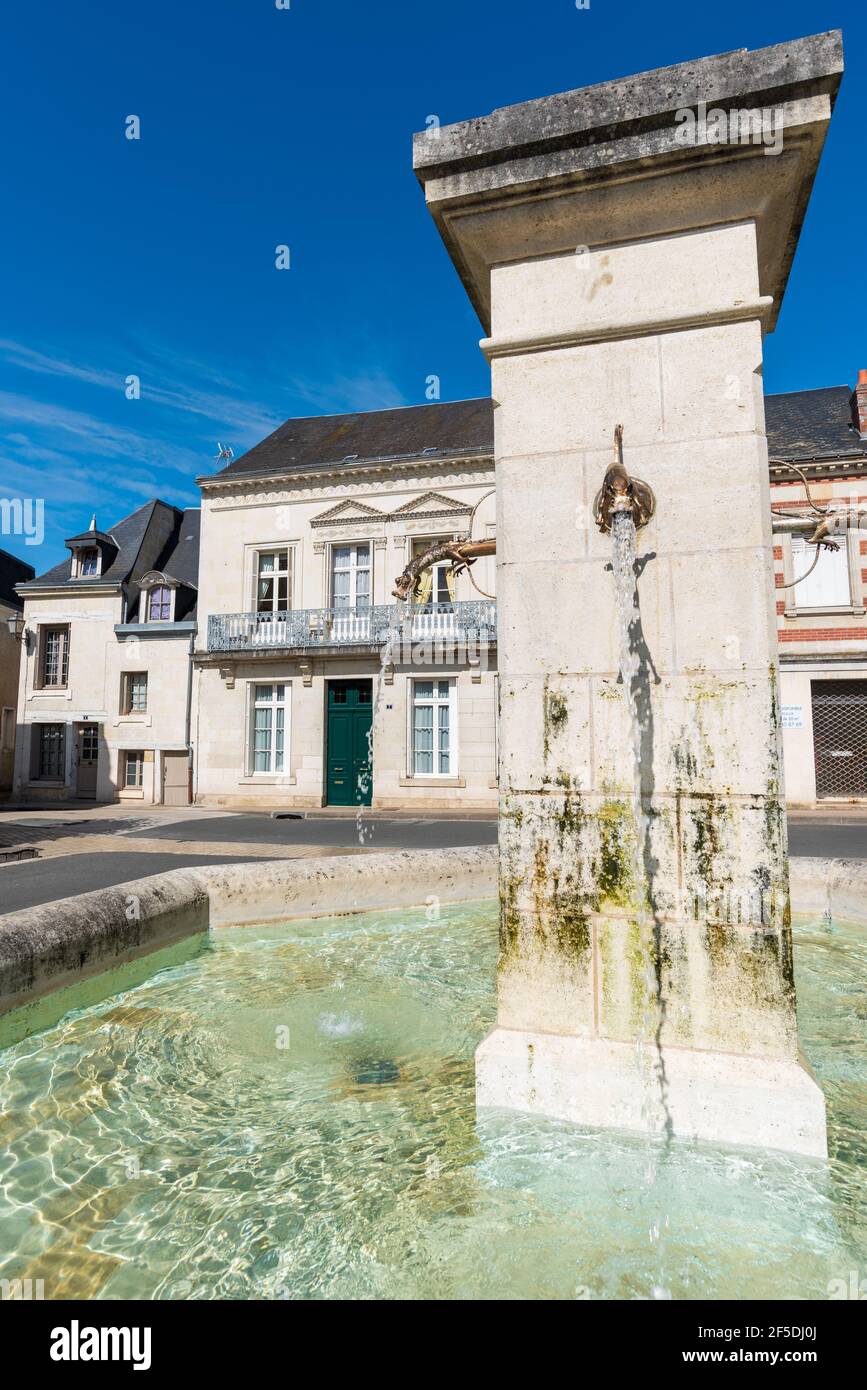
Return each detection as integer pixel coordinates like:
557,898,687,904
2,0,864,572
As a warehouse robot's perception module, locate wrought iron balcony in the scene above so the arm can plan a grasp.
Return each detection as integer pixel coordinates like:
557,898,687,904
207,601,497,653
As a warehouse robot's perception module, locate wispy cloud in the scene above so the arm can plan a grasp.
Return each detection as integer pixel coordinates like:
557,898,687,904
0,334,409,571
0,338,280,439
0,391,204,474
0,340,120,390
287,369,406,415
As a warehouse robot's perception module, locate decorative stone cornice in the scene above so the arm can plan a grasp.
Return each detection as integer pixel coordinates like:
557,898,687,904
413,32,842,335
199,453,494,498
481,297,774,360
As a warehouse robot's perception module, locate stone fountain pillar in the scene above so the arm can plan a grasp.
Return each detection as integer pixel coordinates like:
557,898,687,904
414,32,843,1157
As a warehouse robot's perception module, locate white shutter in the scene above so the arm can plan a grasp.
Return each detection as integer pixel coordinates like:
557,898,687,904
792,535,850,608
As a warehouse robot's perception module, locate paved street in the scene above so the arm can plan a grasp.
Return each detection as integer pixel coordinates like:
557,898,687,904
786,822,867,860
0,807,498,914
0,803,865,915
124,812,499,850
0,852,275,915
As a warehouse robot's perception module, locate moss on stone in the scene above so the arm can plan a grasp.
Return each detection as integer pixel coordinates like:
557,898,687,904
595,799,634,910
499,872,521,957
549,875,592,963
691,795,730,893
542,680,569,761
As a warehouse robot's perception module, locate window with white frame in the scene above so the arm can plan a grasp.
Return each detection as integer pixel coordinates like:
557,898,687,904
122,672,148,714
74,547,100,578
411,538,454,608
411,678,456,776
791,534,852,608
40,625,70,687
249,683,289,774
124,750,145,788
331,543,370,610
145,585,173,622
256,550,291,614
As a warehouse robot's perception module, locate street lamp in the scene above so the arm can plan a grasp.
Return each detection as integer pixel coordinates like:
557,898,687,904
5,613,25,641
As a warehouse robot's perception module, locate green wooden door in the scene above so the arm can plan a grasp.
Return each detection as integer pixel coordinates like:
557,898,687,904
326,680,373,806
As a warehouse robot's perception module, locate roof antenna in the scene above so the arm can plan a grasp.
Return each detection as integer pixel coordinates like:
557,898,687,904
215,442,234,463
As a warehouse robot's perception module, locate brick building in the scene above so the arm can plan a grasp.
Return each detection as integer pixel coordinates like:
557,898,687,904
769,371,867,804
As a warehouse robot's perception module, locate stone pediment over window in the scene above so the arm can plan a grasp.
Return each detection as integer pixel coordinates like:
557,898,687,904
140,570,179,589
310,499,387,529
388,492,471,523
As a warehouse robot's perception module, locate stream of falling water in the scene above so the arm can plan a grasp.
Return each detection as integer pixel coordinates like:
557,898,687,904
356,601,406,843
610,509,671,1297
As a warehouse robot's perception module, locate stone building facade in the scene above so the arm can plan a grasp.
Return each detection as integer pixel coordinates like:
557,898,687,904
193,400,498,810
12,374,867,811
0,548,36,794
12,503,199,805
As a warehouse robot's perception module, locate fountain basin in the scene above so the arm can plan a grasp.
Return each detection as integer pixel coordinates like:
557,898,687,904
0,887,863,1300
0,848,497,1048
0,851,860,1155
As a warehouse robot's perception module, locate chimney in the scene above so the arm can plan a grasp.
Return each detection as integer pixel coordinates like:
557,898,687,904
854,369,867,437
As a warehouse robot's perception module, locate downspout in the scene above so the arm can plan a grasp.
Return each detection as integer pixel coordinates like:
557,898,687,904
186,630,195,803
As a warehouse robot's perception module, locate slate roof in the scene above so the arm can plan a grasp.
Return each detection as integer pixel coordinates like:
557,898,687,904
126,508,201,622
202,385,866,484
204,398,495,481
765,386,867,464
19,500,161,590
158,508,200,590
0,548,35,611
19,502,201,623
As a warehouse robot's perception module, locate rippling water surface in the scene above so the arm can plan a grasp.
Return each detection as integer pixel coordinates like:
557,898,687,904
0,905,865,1300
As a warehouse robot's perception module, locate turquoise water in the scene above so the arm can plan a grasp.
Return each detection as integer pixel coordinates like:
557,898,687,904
0,904,865,1300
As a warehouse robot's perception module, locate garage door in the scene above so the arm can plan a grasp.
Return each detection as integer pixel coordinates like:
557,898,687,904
811,680,867,799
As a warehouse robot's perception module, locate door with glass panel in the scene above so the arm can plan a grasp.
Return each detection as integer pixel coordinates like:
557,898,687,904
326,680,372,805
331,544,371,642
75,723,99,798
254,550,291,646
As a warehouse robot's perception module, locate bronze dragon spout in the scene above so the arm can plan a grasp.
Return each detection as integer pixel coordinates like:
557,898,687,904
593,424,655,534
392,538,496,602
392,428,656,600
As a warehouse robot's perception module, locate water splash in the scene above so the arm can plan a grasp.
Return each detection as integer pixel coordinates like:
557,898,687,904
610,509,670,1292
356,601,405,844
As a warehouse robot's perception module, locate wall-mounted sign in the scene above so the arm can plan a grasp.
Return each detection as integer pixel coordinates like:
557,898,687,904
781,705,805,730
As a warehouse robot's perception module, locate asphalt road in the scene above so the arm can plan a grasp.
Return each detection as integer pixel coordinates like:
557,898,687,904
126,813,500,849
786,823,867,860
0,817,863,916
129,812,867,859
0,852,272,916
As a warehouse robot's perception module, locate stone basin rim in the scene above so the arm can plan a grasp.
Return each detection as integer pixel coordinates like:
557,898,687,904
0,847,860,1035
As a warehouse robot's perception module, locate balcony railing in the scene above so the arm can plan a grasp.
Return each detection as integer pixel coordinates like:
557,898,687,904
207,601,497,653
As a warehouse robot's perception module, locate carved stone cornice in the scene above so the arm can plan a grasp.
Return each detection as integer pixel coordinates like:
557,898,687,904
202,458,494,511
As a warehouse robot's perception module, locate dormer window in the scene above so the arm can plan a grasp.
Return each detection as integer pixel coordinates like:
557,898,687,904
146,585,174,622
65,518,116,578
138,570,181,624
